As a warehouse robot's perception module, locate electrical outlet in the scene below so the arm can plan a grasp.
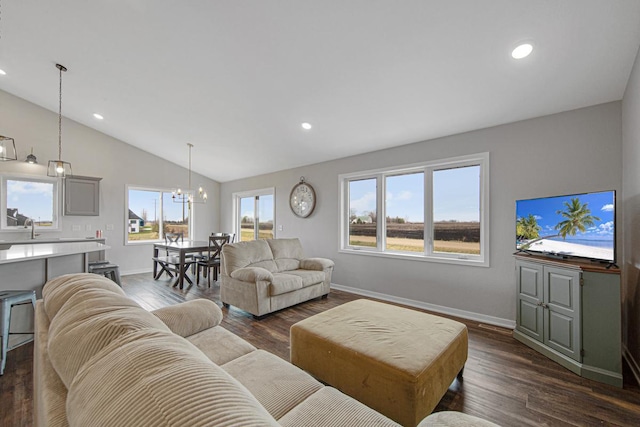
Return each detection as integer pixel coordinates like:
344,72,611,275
86,224,92,231
72,225,81,231
106,224,114,231
278,225,283,231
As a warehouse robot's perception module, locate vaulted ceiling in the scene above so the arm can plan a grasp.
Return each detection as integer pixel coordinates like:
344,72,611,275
1,1,640,182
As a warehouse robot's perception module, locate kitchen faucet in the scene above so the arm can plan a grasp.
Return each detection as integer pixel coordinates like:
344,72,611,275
24,218,39,239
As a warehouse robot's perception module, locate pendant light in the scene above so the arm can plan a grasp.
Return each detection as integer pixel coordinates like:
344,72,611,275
172,143,207,206
25,147,38,164
47,63,72,177
0,135,17,161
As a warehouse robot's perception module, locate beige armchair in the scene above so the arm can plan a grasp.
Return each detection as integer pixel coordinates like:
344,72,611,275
220,238,334,318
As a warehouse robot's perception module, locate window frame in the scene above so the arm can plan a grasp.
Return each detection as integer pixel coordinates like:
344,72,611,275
0,174,61,232
232,187,276,241
339,153,490,267
125,185,194,245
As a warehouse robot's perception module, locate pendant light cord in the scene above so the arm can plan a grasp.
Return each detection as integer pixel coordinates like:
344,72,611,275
58,65,63,160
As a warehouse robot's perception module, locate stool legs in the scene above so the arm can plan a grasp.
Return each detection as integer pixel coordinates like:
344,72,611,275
1,299,10,376
0,292,36,376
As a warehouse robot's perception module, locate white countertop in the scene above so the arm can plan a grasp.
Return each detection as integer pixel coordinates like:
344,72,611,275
0,241,110,264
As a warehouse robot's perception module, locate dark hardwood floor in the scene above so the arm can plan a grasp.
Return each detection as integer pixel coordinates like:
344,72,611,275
2,273,640,426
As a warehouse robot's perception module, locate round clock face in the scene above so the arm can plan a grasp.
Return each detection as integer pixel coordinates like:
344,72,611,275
290,182,316,218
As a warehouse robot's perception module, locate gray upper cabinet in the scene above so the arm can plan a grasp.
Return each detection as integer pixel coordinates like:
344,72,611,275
64,176,102,216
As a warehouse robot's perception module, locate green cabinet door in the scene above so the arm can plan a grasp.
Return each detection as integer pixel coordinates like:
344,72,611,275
543,266,581,362
516,261,544,342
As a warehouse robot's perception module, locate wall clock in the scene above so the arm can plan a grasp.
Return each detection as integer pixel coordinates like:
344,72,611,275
290,177,316,218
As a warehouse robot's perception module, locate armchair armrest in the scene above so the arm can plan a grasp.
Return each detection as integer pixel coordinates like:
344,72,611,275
230,267,274,283
300,257,334,271
152,299,222,337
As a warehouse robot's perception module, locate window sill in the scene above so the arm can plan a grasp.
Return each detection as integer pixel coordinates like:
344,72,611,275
339,247,489,267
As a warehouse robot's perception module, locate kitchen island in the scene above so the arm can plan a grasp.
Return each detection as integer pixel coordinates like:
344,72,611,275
0,240,110,344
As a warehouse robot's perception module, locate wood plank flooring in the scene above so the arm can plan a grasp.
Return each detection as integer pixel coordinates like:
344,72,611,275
2,273,640,426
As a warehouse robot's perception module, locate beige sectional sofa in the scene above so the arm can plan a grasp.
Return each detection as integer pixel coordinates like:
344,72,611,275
34,273,498,427
220,238,334,317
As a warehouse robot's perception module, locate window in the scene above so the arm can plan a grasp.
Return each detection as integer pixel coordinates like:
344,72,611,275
126,186,191,244
233,188,275,241
1,175,60,230
340,153,489,266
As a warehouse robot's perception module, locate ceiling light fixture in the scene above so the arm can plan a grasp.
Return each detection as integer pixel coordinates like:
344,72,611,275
93,113,104,120
301,122,312,130
47,64,72,178
512,43,533,59
0,135,17,161
0,69,6,75
172,143,207,207
26,147,37,164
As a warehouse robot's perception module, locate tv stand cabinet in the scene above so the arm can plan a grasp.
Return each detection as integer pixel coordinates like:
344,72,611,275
513,254,622,387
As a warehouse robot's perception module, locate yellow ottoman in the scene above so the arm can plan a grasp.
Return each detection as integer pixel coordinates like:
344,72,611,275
290,300,468,427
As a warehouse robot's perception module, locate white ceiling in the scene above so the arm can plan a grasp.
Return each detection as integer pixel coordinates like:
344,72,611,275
1,1,640,182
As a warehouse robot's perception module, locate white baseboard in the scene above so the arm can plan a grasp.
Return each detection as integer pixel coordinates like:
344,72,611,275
623,344,640,387
120,268,153,276
330,283,516,329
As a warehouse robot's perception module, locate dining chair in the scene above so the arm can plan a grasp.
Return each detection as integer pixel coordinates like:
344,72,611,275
152,232,196,286
196,235,230,287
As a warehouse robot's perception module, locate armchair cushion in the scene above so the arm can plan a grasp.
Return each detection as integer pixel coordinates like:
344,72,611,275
300,258,335,271
152,299,223,337
270,273,303,296
223,240,278,274
231,267,274,283
285,270,326,287
267,238,305,272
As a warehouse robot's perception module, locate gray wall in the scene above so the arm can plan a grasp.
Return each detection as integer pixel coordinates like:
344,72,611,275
622,45,640,383
0,89,221,274
221,102,622,326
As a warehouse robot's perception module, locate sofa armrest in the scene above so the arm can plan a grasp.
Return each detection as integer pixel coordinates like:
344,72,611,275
152,299,222,337
300,257,334,271
230,267,274,283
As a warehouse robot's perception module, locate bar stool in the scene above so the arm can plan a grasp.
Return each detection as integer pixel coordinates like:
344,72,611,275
1,290,36,375
89,262,122,287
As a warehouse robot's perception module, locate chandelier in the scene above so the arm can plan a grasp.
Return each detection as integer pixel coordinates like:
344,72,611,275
172,143,207,206
47,64,72,177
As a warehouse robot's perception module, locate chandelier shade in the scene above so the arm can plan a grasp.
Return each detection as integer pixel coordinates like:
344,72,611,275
172,143,207,206
47,64,72,178
0,135,17,161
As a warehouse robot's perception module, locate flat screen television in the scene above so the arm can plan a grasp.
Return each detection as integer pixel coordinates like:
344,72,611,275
515,190,615,264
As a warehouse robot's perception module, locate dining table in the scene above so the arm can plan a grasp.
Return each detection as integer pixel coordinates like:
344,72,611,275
152,240,211,289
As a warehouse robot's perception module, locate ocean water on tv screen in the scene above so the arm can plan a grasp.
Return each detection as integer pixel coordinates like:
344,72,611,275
547,237,614,250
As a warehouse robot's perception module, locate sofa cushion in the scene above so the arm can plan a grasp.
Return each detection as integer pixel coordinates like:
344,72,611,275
278,387,399,427
42,273,125,320
66,329,279,427
48,287,171,388
270,273,303,296
230,267,274,283
152,299,223,337
223,240,278,274
187,326,257,365
222,349,323,420
285,269,326,287
267,238,304,272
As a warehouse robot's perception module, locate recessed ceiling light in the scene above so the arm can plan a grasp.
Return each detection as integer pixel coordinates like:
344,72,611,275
301,122,312,130
93,113,104,120
512,43,533,59
0,69,6,75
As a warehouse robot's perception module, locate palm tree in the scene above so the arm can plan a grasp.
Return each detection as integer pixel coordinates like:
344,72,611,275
554,197,600,238
516,214,541,240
